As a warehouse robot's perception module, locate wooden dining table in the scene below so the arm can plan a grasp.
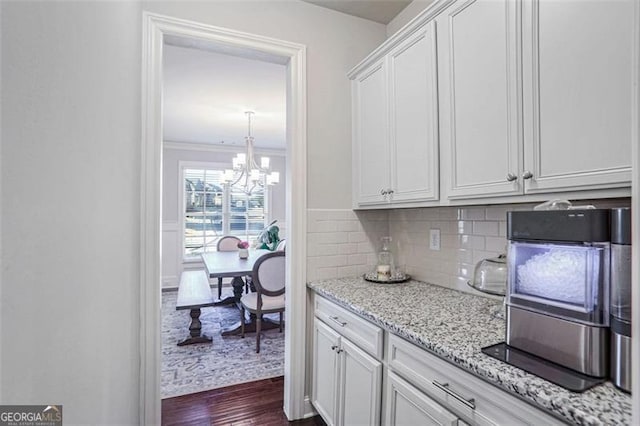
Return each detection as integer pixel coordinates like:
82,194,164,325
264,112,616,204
201,249,280,336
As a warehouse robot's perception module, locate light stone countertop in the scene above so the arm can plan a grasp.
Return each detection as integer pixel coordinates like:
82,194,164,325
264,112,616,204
307,277,632,426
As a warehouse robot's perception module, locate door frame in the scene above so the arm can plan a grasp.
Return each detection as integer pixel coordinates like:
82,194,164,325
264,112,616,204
140,12,308,425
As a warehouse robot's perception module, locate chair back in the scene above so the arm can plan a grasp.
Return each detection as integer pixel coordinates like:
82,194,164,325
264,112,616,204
276,239,286,252
252,251,286,297
217,235,241,252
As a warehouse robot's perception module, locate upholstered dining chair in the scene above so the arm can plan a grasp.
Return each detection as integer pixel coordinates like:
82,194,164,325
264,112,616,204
240,251,285,353
216,235,241,299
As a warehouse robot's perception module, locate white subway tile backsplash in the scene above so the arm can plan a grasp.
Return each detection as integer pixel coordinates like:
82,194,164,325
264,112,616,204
306,244,337,257
472,221,499,236
454,220,473,235
307,208,388,280
338,243,359,255
337,220,362,232
458,207,485,220
315,267,338,280
499,221,507,237
485,236,508,253
485,206,511,221
308,199,629,294
327,210,354,221
308,220,338,233
458,235,485,250
348,231,367,243
388,204,519,294
347,254,367,265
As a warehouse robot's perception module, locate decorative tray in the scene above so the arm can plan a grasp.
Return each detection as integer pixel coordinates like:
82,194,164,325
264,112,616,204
363,273,411,284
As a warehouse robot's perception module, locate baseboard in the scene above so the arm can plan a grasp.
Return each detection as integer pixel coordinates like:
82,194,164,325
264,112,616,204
302,396,317,419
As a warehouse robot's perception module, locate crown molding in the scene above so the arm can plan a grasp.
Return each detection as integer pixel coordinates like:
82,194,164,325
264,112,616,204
163,140,286,157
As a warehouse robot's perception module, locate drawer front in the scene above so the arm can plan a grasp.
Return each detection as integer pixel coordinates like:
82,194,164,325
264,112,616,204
315,296,384,360
387,334,563,426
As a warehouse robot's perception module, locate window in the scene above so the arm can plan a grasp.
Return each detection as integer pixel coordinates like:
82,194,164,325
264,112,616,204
183,166,266,258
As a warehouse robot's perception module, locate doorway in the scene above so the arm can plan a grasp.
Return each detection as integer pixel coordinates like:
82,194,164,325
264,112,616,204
160,39,288,398
141,13,308,424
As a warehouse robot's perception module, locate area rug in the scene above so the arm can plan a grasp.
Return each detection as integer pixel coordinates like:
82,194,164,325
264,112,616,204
162,290,285,398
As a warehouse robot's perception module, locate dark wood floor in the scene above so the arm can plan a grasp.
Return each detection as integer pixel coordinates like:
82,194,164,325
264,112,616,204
162,376,326,426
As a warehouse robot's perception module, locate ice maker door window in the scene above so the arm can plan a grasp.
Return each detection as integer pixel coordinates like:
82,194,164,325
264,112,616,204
507,242,609,325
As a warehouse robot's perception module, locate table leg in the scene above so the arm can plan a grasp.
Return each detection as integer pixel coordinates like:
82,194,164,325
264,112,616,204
221,311,281,336
177,308,212,346
213,276,246,306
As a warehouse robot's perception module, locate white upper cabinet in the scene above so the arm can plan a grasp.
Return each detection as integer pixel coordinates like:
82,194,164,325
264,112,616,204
437,0,522,199
521,0,634,193
351,23,440,208
352,58,389,206
389,22,440,203
349,0,635,208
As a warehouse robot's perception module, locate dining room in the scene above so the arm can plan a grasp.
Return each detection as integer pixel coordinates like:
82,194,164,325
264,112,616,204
159,36,289,403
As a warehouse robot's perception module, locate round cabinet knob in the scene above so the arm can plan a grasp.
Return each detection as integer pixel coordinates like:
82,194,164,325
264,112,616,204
506,173,517,182
522,171,533,180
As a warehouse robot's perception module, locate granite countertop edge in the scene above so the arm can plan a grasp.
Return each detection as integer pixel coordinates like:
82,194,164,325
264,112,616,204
307,278,632,426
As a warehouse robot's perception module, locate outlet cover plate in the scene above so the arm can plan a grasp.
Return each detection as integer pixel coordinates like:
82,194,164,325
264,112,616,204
430,229,440,251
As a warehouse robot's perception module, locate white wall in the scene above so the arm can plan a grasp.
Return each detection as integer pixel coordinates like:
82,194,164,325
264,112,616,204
0,1,141,423
387,0,435,37
0,1,386,423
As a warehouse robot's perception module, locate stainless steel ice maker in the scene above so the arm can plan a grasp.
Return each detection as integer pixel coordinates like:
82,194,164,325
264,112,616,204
506,209,611,378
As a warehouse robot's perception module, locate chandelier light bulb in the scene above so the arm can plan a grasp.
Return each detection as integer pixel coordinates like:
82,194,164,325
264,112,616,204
267,172,280,185
261,156,270,169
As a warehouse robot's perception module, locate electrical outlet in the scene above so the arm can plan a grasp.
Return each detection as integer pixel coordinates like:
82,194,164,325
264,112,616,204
429,229,441,251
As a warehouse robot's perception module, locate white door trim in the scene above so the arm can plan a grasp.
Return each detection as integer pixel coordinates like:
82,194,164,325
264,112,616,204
632,1,640,423
141,12,307,425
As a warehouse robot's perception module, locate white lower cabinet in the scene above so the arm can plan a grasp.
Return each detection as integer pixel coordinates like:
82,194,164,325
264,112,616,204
312,319,341,424
386,334,564,426
312,317,382,426
311,295,568,426
385,370,460,426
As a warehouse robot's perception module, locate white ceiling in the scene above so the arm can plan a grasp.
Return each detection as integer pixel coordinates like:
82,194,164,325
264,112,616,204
162,43,286,150
301,0,412,24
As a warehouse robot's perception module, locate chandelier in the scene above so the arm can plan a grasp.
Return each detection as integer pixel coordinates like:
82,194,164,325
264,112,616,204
223,111,280,194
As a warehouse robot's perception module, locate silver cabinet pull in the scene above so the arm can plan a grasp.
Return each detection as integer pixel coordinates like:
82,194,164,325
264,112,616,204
506,173,517,182
432,381,476,410
388,189,394,194
522,171,533,180
329,316,347,327
380,189,387,195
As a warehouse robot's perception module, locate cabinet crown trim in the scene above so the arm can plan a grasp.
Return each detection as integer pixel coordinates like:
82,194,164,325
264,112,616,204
347,0,455,79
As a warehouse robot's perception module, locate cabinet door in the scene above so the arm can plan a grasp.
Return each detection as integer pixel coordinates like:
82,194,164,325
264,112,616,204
388,22,440,203
385,371,459,426
522,0,633,193
438,0,522,199
312,319,341,426
353,58,390,206
339,338,383,426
